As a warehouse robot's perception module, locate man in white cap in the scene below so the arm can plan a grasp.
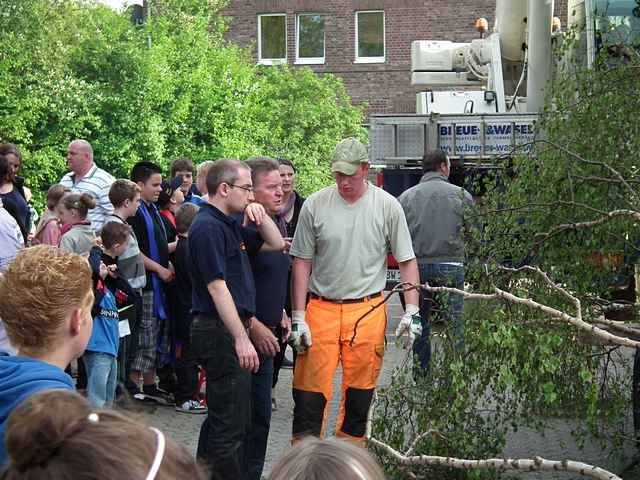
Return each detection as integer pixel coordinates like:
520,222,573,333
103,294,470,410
288,137,421,443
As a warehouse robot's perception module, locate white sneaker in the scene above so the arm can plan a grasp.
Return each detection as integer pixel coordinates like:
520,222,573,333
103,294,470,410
175,399,207,414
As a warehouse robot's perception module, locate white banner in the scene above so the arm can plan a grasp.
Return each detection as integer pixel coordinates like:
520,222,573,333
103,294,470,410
438,121,535,156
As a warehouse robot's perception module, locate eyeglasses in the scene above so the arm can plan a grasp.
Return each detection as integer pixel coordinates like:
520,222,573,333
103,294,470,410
228,183,253,193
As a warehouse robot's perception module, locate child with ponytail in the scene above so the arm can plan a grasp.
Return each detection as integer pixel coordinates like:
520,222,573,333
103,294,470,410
58,192,97,255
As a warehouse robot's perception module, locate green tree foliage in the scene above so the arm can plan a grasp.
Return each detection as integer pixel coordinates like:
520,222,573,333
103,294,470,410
0,0,364,208
478,61,640,297
372,40,640,479
254,66,364,193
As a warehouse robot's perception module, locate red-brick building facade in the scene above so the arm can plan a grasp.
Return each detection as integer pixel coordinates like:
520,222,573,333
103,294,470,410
221,1,567,118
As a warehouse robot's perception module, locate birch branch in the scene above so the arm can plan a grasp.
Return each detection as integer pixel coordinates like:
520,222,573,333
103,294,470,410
534,210,640,242
572,174,640,186
535,139,638,204
422,283,640,349
592,316,640,337
470,200,607,219
499,265,579,308
366,394,622,480
405,429,446,457
471,138,639,208
368,437,622,480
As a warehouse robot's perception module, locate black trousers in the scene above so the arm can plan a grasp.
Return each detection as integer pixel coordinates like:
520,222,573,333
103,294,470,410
192,314,251,480
175,326,199,405
272,281,296,388
124,290,143,394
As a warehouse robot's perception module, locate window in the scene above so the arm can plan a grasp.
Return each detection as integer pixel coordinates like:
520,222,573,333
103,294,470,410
296,14,325,64
595,0,640,48
355,10,385,63
258,14,287,64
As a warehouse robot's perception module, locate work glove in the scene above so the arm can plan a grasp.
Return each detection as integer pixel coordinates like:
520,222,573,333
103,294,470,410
290,310,312,354
395,304,422,346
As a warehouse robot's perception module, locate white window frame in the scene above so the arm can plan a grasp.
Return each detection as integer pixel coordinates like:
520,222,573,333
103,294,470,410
295,13,325,65
354,10,385,64
258,13,287,65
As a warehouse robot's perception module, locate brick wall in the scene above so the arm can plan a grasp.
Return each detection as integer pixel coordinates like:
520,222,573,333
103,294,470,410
222,1,569,118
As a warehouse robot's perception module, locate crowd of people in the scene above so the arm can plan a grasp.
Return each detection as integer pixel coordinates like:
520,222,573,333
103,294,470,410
0,137,471,479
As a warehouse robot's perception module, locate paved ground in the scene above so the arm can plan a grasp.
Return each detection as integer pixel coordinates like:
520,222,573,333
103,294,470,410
142,350,408,474
140,297,409,478
133,295,640,479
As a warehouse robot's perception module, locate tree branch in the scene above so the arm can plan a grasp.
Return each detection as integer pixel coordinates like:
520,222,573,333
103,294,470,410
368,273,635,479
534,140,639,204
499,265,580,310
592,316,640,338
367,392,622,480
572,174,640,186
422,283,640,349
368,437,622,480
486,139,639,211
533,209,640,245
405,429,446,457
469,201,607,219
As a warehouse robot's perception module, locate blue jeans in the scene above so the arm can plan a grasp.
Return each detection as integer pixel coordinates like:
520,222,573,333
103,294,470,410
246,355,274,480
83,351,118,409
413,263,465,374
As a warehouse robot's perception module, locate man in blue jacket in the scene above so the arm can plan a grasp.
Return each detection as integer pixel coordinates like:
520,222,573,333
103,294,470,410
0,245,94,467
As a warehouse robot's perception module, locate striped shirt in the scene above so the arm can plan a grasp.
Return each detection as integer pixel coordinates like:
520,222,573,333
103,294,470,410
60,164,115,232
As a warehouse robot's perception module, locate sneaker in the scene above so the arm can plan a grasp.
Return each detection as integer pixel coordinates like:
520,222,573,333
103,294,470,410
281,357,294,369
175,399,207,414
271,397,278,412
134,386,175,406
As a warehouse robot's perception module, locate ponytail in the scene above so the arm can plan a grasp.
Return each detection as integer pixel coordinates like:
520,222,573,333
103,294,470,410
60,192,96,220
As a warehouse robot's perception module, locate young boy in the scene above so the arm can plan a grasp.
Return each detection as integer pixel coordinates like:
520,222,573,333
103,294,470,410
195,160,214,199
107,179,146,291
107,179,146,396
172,202,205,414
128,162,174,404
83,224,131,408
171,157,202,206
0,245,94,466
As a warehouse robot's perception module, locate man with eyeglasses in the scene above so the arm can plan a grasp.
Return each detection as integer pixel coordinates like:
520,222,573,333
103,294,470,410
288,138,420,444
188,159,285,480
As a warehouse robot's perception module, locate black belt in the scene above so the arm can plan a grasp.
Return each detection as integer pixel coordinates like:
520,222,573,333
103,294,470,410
194,313,252,329
309,292,383,304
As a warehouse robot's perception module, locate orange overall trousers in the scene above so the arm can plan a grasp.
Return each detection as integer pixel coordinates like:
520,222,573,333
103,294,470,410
292,294,386,443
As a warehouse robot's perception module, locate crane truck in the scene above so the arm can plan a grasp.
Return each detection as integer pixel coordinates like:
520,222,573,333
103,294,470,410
378,0,640,287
